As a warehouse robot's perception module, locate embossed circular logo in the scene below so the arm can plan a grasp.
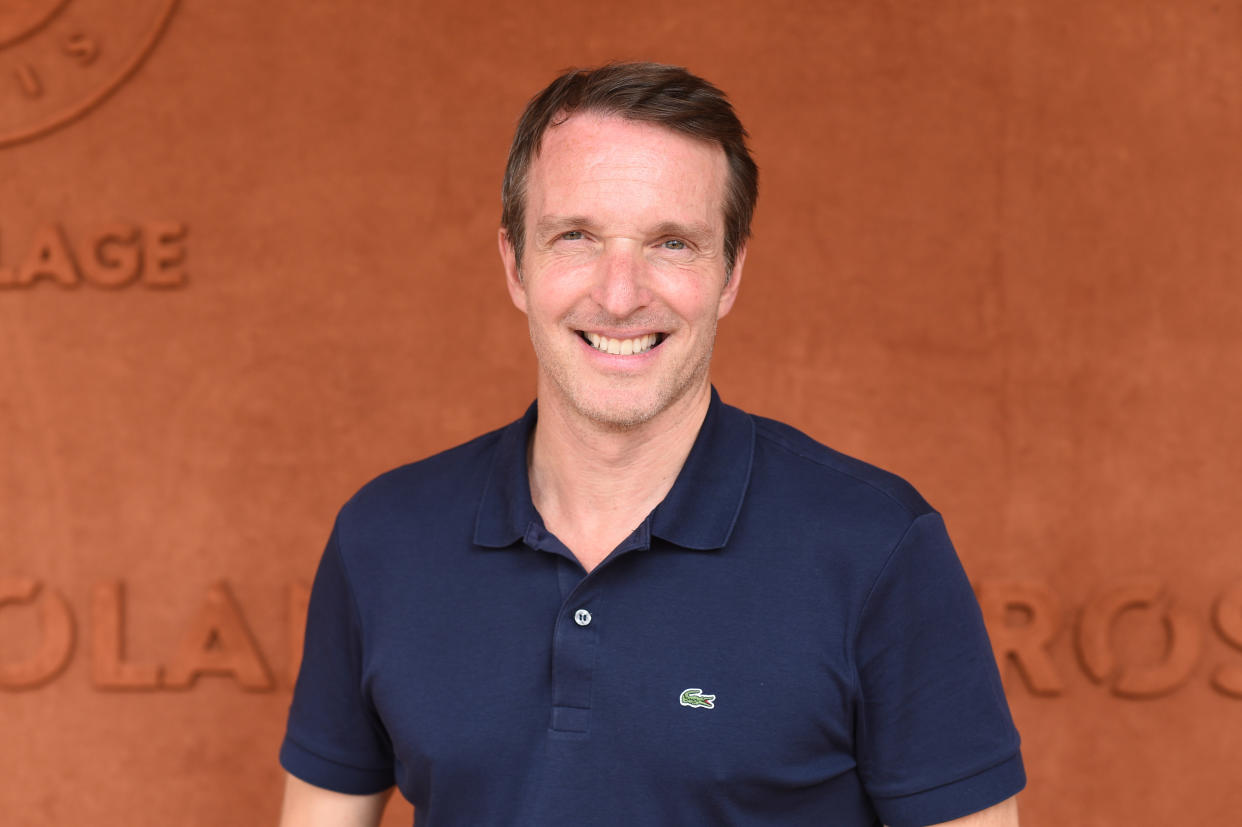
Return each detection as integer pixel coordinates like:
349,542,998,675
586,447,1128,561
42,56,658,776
0,0,177,147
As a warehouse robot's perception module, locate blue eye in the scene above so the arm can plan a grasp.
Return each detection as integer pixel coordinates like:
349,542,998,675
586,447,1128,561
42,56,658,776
662,239,686,250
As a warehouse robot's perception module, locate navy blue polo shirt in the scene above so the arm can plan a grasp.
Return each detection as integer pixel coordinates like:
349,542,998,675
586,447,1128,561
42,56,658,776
281,390,1024,826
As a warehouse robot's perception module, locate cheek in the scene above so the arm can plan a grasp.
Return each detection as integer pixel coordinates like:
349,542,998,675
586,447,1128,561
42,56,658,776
524,278,584,325
658,278,722,325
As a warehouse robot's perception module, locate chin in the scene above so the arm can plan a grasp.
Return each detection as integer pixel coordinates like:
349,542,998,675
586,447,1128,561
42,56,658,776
564,379,696,431
572,395,663,430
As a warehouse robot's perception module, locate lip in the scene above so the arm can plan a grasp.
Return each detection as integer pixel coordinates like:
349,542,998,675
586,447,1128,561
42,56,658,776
578,328,663,339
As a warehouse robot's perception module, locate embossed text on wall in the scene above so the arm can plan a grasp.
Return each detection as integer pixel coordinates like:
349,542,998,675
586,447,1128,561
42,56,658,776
0,577,308,691
978,579,1242,699
0,221,188,288
0,0,178,147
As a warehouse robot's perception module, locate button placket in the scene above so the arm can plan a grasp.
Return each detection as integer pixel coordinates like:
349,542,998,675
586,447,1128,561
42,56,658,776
549,579,606,735
544,523,647,737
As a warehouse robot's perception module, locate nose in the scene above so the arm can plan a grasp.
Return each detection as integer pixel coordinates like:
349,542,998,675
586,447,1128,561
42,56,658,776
592,240,649,319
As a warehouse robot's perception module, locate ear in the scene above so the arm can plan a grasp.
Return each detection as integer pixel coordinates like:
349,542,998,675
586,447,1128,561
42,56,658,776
499,227,527,314
716,244,746,320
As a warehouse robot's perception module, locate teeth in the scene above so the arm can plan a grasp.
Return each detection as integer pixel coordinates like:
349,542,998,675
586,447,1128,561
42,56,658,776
584,332,660,355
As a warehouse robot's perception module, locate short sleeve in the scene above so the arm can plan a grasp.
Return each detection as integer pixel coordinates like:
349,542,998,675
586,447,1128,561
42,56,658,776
854,512,1025,827
279,523,395,794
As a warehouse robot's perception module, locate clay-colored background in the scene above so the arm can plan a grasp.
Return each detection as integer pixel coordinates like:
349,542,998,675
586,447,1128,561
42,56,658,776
3,1,1240,824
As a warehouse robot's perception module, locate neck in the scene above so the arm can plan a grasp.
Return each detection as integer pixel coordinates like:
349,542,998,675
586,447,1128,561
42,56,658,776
527,382,711,571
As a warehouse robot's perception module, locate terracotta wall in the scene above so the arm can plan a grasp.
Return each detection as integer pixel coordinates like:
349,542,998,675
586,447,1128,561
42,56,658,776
3,1,1240,824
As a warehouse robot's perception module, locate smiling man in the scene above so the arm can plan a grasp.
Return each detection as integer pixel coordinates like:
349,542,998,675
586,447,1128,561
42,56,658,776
278,63,1025,827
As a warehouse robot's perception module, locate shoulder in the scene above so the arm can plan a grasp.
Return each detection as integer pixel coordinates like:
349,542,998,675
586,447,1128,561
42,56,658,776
737,409,938,556
334,423,507,542
748,412,934,519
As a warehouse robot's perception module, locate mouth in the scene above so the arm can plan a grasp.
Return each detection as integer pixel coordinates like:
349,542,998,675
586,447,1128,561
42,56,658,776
577,330,666,356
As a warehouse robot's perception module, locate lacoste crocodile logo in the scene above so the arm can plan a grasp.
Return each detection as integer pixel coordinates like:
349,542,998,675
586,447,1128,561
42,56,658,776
679,687,715,709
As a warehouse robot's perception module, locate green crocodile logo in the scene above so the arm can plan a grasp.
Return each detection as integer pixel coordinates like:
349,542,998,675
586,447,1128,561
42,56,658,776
679,688,716,709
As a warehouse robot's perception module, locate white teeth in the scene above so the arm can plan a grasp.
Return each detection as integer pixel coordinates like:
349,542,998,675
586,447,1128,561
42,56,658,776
584,332,660,355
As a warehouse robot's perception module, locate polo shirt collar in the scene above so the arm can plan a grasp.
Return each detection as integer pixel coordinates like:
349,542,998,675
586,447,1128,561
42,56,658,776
473,387,755,552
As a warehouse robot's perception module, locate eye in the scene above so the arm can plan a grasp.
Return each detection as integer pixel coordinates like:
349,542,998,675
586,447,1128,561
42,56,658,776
660,238,687,250
560,230,584,241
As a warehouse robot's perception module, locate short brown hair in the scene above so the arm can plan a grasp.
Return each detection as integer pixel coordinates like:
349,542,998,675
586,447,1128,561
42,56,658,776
501,62,758,276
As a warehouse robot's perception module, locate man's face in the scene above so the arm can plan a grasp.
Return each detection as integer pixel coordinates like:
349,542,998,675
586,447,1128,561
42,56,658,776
500,112,744,430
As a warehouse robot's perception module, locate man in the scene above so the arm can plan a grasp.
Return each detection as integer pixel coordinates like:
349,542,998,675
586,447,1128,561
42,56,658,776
279,63,1024,826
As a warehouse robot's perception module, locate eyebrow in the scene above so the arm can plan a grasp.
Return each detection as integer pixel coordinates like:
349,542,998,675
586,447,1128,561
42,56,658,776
534,216,717,244
534,216,593,238
650,221,715,245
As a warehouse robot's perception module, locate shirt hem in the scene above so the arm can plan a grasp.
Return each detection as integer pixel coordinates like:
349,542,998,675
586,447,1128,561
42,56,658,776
279,735,395,796
871,750,1026,827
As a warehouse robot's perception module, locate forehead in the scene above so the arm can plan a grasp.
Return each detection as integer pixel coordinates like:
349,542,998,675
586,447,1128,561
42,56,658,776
525,112,728,234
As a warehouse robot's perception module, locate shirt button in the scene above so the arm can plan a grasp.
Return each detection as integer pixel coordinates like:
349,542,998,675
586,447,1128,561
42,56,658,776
574,608,592,627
